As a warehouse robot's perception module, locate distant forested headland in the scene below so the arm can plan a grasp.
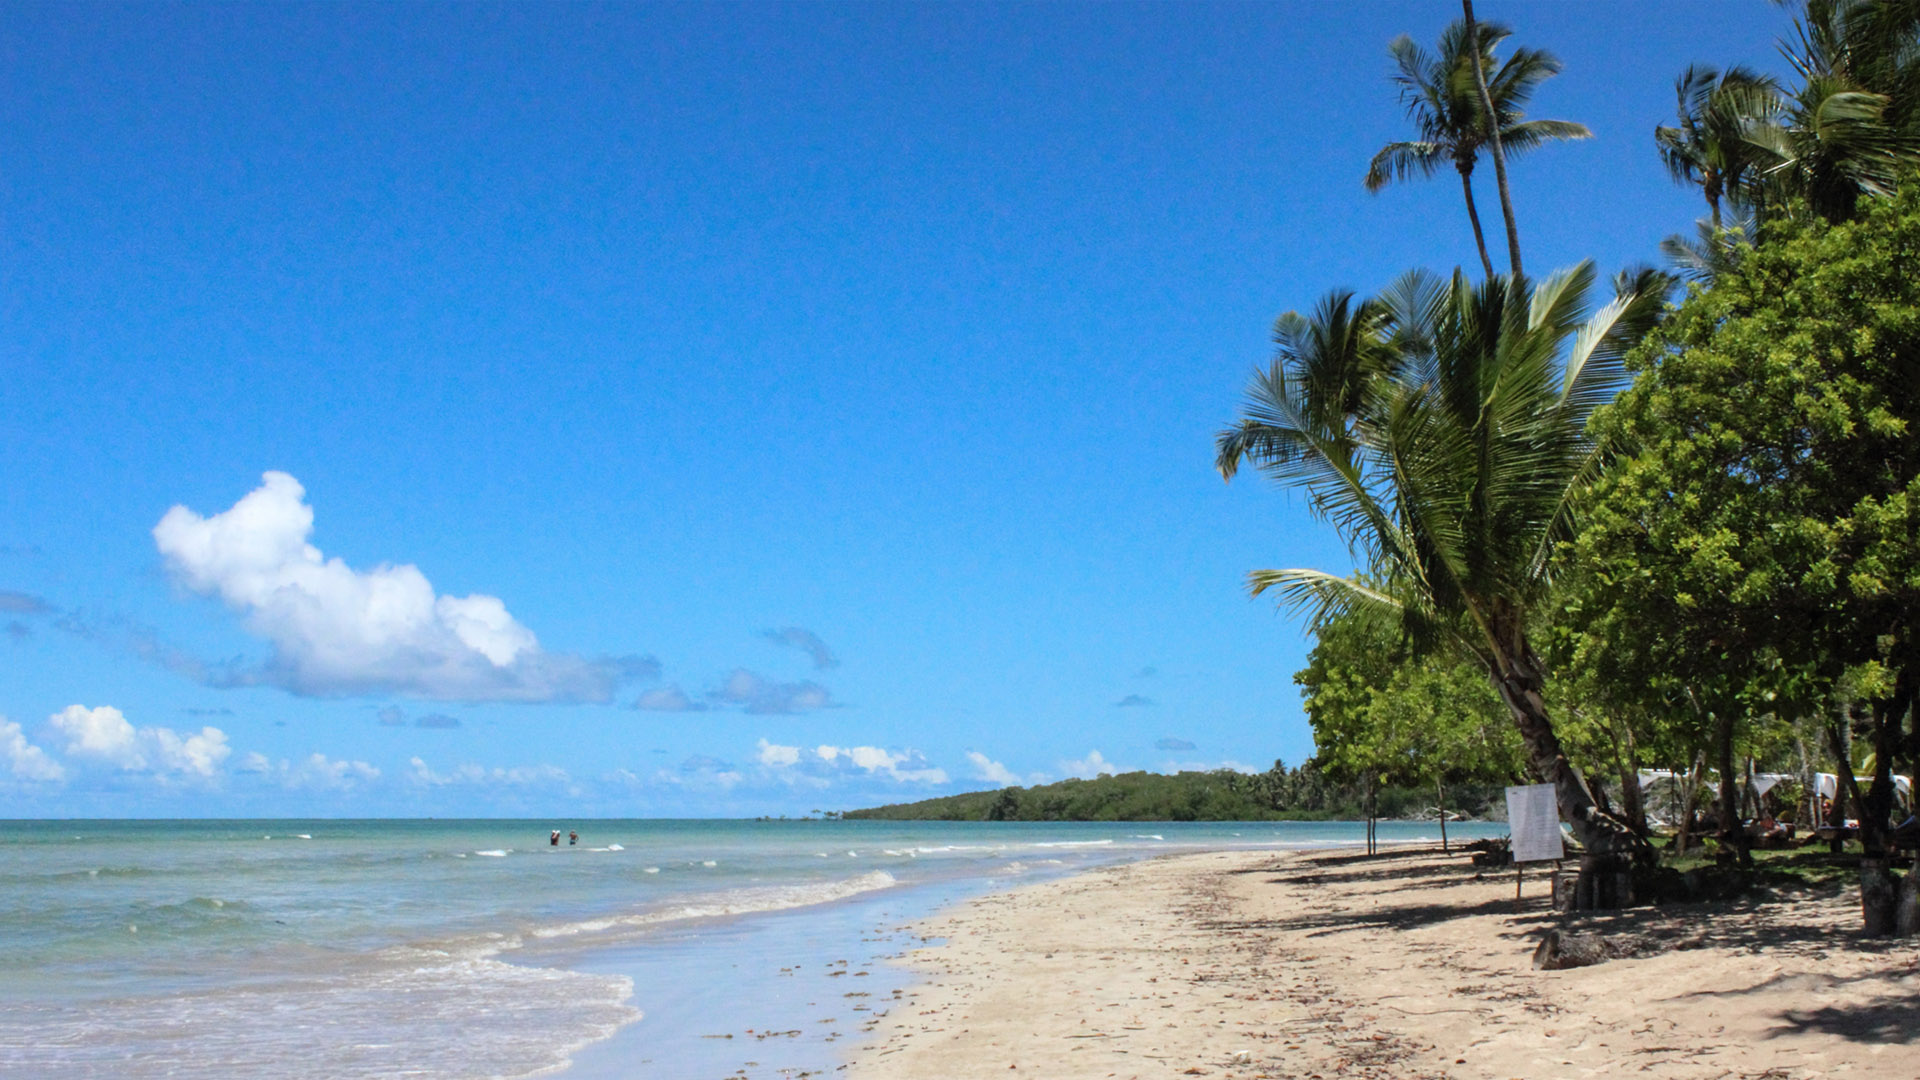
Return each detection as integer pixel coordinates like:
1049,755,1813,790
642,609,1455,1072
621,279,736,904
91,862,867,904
842,762,1502,822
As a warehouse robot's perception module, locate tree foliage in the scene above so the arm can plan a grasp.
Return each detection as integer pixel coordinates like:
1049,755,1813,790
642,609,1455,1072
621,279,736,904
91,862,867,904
1217,262,1665,855
1573,180,1920,852
842,762,1505,823
1296,608,1521,791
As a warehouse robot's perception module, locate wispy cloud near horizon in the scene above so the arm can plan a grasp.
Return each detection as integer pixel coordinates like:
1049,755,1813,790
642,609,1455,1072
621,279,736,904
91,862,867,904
710,669,835,714
1061,749,1122,779
756,738,947,785
0,591,51,615
239,751,380,790
761,626,838,670
964,750,1020,787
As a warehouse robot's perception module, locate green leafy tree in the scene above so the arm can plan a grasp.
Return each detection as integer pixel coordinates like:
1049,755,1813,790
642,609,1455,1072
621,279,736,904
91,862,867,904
1546,566,1799,861
1298,608,1521,850
1217,262,1665,871
841,762,1494,823
1365,18,1589,279
1580,183,1920,922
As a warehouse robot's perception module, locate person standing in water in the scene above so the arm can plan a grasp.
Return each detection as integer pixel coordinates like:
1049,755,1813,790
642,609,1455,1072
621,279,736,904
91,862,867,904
550,830,560,846
568,830,578,846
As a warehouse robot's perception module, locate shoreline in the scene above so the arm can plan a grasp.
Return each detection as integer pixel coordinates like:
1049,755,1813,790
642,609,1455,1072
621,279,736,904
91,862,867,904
540,823,1495,1078
4,818,1493,1080
845,845,1919,1079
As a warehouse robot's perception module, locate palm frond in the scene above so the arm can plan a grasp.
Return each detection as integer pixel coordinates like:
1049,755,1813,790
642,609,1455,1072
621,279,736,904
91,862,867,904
1660,216,1755,283
1486,45,1564,113
1561,265,1667,418
1371,19,1584,211
1215,362,1413,569
1365,141,1446,191
1375,267,1447,362
1245,568,1404,630
1498,119,1592,156
1524,261,1597,343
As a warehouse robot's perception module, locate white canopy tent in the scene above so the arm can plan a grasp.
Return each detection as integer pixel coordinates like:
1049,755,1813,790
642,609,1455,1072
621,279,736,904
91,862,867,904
1632,770,1855,826
1813,773,1913,819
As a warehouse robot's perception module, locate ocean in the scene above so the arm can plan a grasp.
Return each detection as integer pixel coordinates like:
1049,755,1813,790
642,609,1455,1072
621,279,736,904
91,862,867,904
0,817,1506,1078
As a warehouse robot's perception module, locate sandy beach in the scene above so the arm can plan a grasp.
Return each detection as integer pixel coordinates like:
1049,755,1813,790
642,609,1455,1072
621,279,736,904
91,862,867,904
848,846,1920,1080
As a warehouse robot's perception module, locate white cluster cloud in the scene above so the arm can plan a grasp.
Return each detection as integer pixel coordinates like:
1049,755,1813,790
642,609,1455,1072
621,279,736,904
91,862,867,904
755,738,948,785
1061,749,1122,779
964,750,1020,787
239,751,380,790
756,740,802,767
153,472,649,702
0,718,64,782
49,705,230,777
408,756,572,788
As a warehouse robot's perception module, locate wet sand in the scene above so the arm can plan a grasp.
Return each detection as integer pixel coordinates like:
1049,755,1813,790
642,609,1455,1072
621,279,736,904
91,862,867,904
847,846,1920,1079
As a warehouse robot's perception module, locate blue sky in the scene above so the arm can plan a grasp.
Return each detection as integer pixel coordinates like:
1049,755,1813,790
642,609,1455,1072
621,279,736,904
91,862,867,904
2,2,1785,817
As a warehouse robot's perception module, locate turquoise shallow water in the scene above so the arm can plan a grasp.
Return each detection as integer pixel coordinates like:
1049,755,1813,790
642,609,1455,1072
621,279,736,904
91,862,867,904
0,817,1506,1078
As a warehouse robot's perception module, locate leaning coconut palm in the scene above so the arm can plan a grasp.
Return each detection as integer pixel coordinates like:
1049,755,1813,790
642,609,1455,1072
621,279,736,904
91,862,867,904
1365,20,1589,280
1655,64,1781,228
1218,264,1666,898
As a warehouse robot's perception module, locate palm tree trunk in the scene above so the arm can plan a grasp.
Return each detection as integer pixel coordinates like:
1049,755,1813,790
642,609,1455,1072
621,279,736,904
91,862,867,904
1462,0,1523,277
1480,632,1639,861
1458,168,1497,280
1486,648,1642,909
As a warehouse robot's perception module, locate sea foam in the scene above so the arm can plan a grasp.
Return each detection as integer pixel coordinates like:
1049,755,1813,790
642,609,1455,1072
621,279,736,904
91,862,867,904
526,870,899,945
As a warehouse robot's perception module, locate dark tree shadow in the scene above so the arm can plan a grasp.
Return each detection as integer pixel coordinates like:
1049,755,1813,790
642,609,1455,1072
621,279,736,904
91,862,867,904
1766,998,1920,1044
1235,846,1905,961
1205,895,1562,939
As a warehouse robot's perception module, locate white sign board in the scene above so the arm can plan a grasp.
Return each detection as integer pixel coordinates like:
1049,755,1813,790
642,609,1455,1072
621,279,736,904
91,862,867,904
1505,783,1565,864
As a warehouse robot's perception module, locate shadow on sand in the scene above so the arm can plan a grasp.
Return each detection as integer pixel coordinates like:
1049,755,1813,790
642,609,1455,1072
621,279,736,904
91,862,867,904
1231,845,1918,1046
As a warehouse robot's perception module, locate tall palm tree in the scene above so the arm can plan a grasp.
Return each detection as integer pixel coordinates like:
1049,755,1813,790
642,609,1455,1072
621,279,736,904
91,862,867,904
1217,264,1665,868
1462,0,1521,278
1366,20,1590,280
1656,64,1781,228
